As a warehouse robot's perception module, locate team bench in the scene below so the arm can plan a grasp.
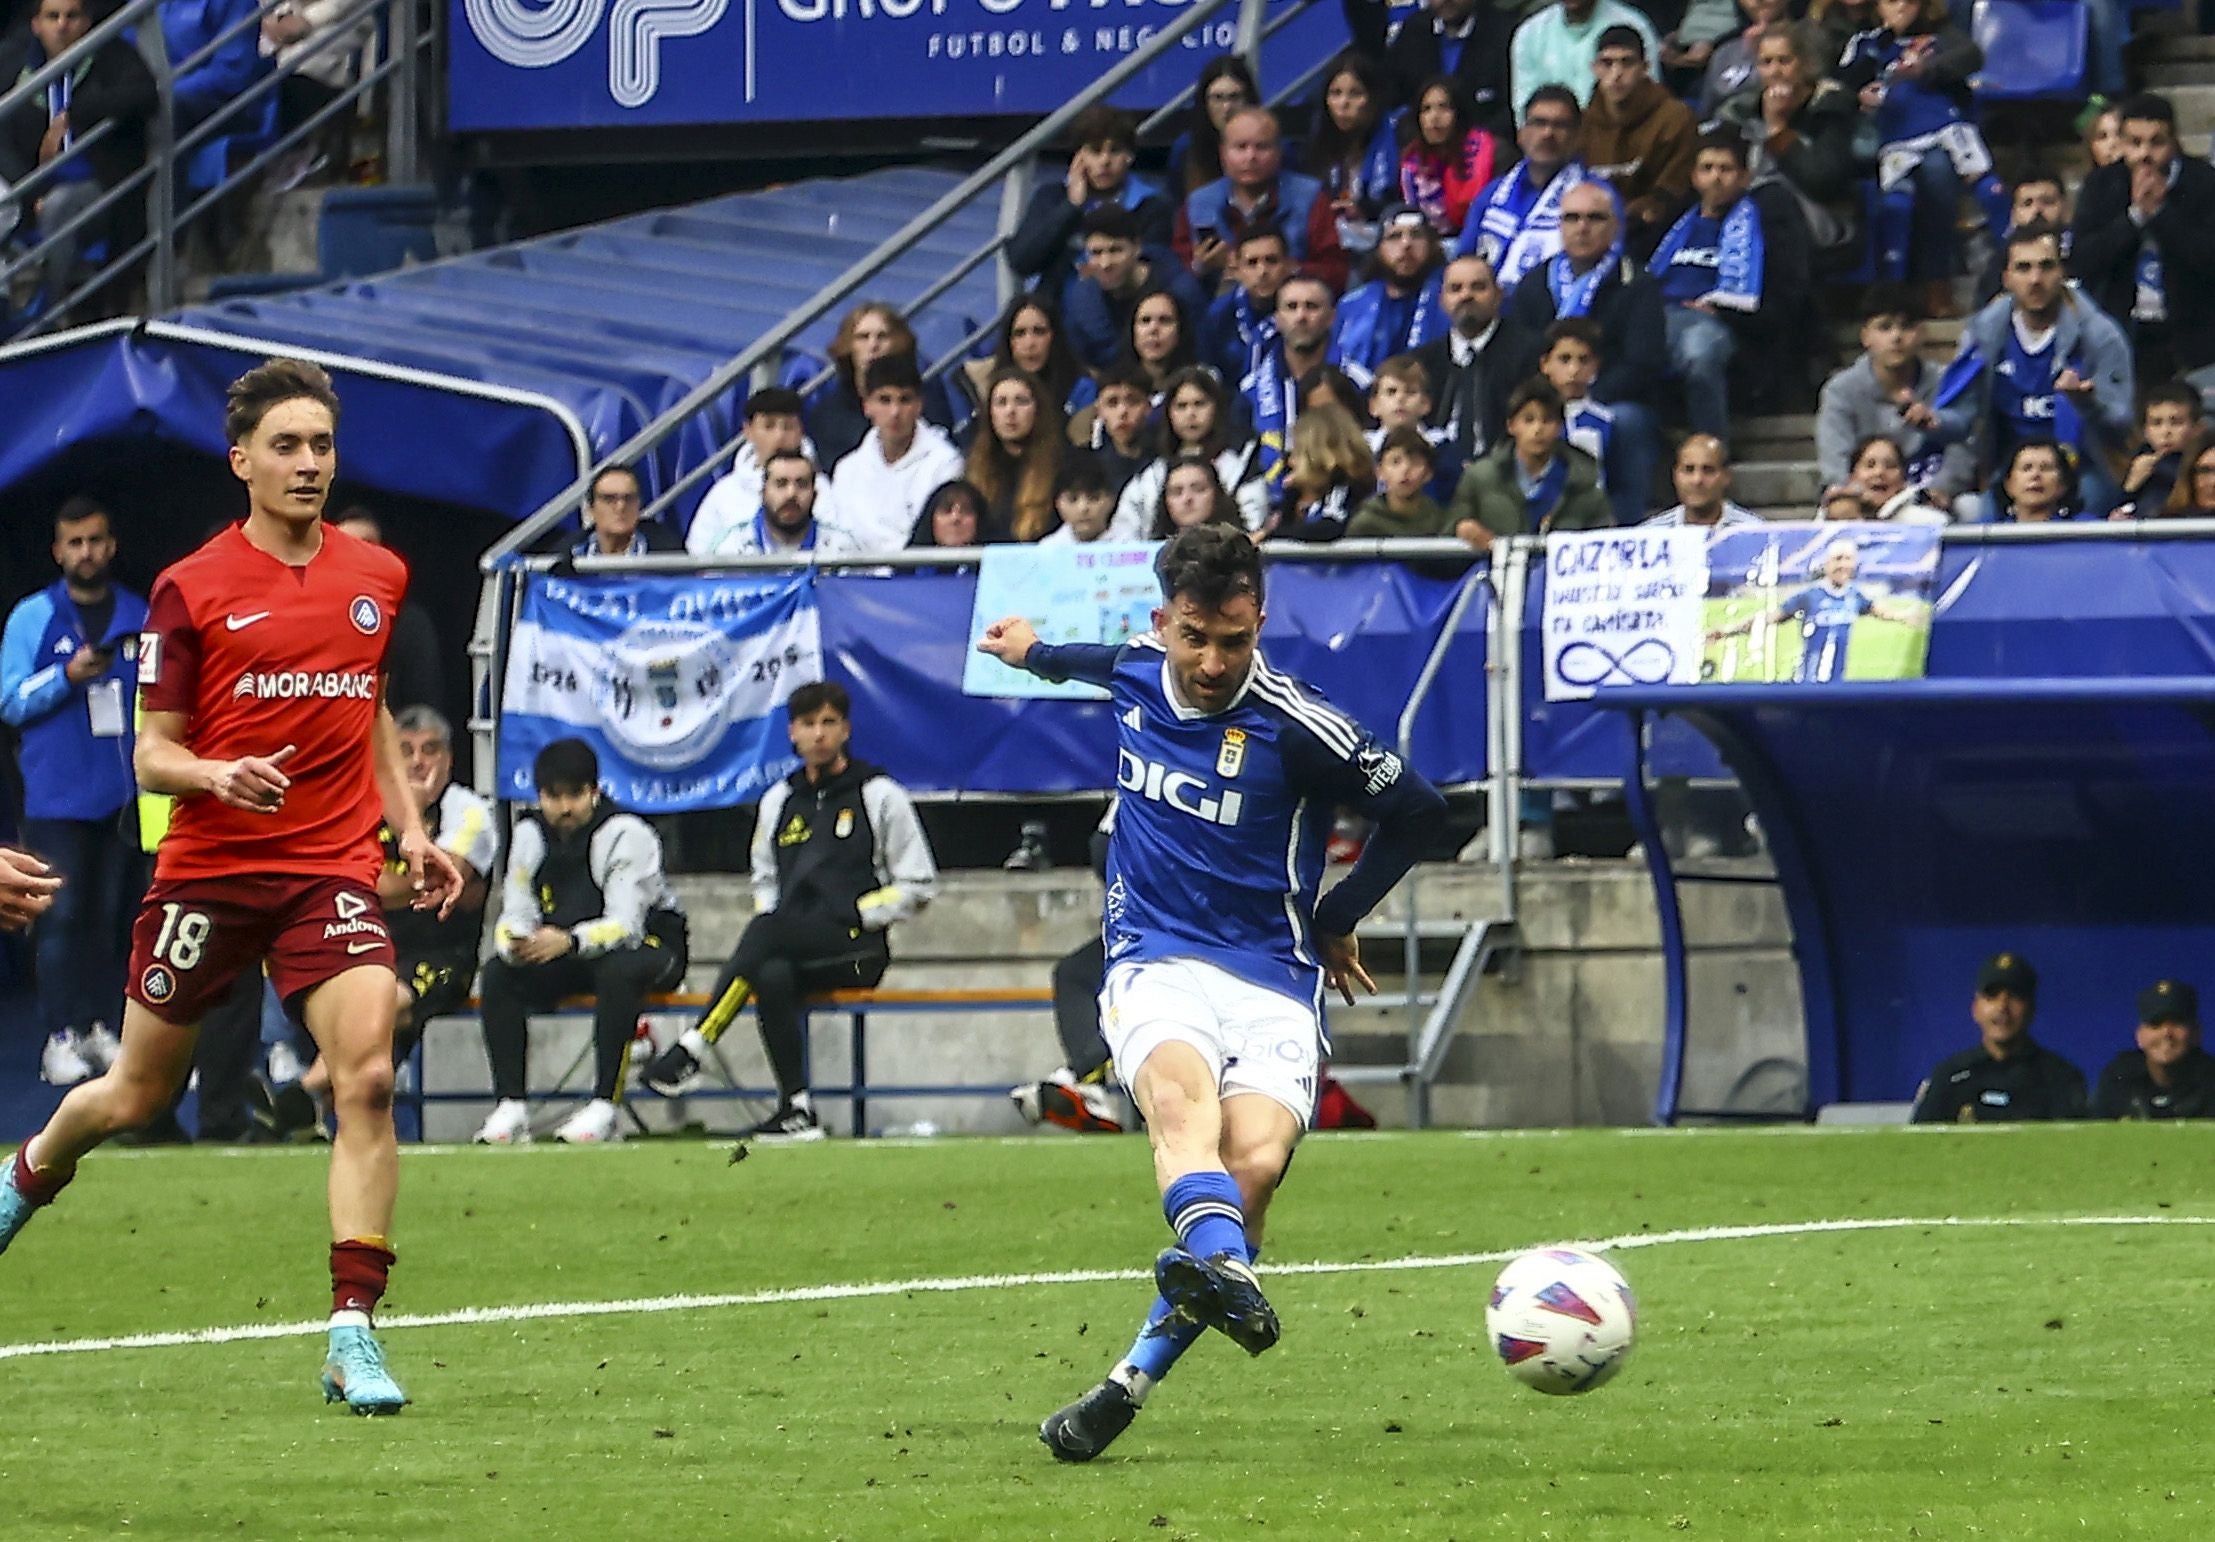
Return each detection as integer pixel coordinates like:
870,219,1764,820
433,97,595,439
405,985,1056,1140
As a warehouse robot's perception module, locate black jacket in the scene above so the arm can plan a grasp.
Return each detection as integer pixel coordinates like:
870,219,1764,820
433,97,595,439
1910,1039,2088,1123
1004,180,1176,303
2091,1047,2215,1120
1498,254,1669,407
1342,0,1517,135
2069,156,2215,374
0,25,155,239
1412,327,1517,461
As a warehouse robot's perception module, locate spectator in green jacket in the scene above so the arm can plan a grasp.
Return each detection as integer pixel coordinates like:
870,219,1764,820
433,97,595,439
1448,378,1613,548
1347,427,1455,538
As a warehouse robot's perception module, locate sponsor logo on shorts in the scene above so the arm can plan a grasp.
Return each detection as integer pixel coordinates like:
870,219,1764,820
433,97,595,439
140,965,175,1003
231,670,378,701
350,595,383,635
324,893,389,943
346,940,386,955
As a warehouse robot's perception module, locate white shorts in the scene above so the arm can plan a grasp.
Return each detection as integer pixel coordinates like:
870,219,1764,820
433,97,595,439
1100,956,1321,1127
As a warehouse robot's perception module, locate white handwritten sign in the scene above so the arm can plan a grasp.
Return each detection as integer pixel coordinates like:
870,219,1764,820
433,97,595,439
1542,529,1709,701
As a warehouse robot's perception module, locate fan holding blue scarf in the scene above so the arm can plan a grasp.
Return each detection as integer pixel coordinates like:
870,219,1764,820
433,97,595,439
1650,130,1769,441
1333,206,1449,385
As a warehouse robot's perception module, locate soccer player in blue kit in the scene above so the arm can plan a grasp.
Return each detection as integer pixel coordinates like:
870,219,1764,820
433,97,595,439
975,525,1446,1461
1708,539,1923,683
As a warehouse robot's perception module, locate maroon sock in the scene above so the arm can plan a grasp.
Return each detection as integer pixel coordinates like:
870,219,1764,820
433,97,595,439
331,1238,396,1318
9,1145,73,1207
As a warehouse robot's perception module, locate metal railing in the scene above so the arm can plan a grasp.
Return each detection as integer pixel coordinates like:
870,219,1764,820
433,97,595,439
1135,0,1327,139
480,0,1273,574
1,0,429,340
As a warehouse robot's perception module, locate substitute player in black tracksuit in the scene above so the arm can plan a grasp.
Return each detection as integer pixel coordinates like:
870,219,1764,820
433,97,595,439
1911,952,2087,1123
642,681,938,1141
475,738,690,1146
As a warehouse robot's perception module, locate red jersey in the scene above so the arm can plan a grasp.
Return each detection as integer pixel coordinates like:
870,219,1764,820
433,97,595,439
138,521,409,883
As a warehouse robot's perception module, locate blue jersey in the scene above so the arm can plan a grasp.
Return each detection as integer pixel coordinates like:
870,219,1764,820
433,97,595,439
1779,581,1875,683
1655,212,1725,305
1991,322,2061,452
1027,635,1445,1006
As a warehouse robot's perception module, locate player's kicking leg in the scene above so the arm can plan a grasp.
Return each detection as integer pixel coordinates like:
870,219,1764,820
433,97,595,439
302,962,409,1415
1042,962,1311,1463
0,999,198,1252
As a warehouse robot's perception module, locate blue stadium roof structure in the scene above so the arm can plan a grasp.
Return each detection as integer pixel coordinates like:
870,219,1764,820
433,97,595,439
0,166,1004,522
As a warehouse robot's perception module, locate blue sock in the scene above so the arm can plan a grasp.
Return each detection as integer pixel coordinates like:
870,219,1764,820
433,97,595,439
1162,1170,1247,1264
1115,1295,1202,1399
1114,1241,1263,1403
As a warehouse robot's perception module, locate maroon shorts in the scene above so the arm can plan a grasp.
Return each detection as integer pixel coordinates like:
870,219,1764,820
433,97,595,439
127,873,396,1025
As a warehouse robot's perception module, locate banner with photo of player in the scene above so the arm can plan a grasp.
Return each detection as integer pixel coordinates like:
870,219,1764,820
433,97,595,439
1542,523,1940,698
962,541,1162,701
1700,523,1941,686
498,570,821,811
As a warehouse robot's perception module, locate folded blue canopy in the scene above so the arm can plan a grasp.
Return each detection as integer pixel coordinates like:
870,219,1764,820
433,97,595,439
0,166,1004,521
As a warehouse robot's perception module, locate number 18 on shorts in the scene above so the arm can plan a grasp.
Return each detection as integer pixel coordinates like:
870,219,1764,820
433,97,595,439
128,873,395,1024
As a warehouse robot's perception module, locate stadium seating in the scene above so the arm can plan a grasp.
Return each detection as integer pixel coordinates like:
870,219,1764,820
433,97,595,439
1971,0,2092,100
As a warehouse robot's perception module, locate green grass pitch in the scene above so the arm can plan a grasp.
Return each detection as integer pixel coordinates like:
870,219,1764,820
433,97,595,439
3,1125,2212,1540
1701,594,1932,684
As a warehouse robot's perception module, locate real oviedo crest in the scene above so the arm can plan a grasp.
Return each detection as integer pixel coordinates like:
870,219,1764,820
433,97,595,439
593,619,741,772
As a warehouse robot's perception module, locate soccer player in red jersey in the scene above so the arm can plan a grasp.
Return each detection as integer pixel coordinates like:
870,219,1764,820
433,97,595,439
0,358,461,1415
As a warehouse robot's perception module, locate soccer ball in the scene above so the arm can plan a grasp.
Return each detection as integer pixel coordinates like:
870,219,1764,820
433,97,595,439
1485,1246,1637,1395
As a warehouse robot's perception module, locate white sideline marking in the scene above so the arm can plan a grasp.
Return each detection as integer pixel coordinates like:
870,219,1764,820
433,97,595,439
2,1213,2207,1364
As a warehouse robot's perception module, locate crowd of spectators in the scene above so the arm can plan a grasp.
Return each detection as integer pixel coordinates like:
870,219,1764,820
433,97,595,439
1,0,373,325
622,0,2206,554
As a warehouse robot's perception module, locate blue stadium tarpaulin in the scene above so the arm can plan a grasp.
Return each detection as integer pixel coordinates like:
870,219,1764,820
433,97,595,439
1592,535,2215,1115
0,168,1004,521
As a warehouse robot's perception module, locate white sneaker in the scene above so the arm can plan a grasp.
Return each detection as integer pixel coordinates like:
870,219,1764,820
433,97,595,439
554,1099,623,1145
267,1039,305,1086
40,1031,92,1087
78,1022,121,1074
473,1099,533,1145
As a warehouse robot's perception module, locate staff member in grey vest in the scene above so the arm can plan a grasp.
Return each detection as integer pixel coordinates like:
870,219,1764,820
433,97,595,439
474,738,688,1147
641,681,937,1142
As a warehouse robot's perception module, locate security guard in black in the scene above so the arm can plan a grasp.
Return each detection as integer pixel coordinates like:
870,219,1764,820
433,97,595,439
1911,952,2088,1123
2091,979,2215,1120
639,682,938,1140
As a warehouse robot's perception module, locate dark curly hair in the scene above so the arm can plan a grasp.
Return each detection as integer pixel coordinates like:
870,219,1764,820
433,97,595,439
1155,522,1264,611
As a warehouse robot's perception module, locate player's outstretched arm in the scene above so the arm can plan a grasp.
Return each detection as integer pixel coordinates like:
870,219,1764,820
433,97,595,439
372,700,461,919
0,845,61,931
975,617,1122,686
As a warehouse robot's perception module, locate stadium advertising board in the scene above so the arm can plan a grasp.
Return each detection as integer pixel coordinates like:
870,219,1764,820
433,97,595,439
450,0,1346,132
1543,523,1939,700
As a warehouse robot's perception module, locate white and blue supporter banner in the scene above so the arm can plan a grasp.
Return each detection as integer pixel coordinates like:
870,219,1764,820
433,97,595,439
499,572,820,811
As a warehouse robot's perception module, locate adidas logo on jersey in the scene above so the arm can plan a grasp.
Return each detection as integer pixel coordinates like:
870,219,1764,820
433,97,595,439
231,670,378,701
1122,706,1142,731
1117,749,1244,827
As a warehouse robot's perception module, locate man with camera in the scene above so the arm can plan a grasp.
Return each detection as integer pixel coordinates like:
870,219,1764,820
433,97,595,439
1,495,147,1086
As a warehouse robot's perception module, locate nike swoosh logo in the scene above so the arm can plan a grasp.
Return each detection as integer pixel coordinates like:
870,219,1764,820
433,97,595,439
345,941,384,955
225,612,271,631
